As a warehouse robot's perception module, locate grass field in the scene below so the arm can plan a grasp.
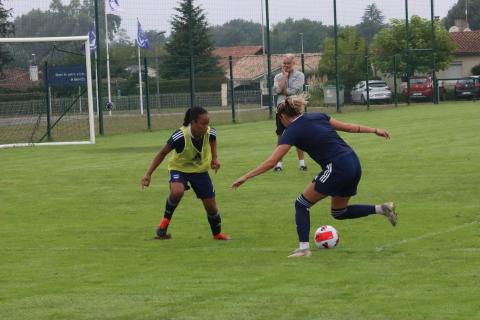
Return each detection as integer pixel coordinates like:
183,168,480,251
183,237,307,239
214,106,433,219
1,102,479,320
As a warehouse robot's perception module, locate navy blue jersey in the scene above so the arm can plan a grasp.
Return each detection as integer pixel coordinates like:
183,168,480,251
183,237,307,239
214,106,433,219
167,127,216,153
279,113,353,168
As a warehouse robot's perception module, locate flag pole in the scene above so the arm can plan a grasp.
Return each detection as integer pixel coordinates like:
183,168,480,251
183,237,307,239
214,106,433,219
104,7,113,114
137,44,144,115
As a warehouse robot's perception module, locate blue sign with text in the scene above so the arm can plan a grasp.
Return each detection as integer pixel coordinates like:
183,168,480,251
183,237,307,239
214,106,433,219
47,65,87,87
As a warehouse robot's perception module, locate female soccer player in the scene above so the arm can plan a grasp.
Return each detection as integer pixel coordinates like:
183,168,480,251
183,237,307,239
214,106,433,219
231,96,396,257
141,107,230,240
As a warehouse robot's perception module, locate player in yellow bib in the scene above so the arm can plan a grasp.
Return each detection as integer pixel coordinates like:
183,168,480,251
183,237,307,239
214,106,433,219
141,107,231,240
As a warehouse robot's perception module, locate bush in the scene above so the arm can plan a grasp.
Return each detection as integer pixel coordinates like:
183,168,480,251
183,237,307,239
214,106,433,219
471,64,480,76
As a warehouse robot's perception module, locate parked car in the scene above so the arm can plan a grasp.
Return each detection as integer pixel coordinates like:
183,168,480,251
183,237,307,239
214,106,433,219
351,80,392,104
454,76,480,99
402,76,445,101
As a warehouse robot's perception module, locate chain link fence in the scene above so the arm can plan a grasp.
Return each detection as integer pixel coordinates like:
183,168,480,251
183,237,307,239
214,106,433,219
1,0,470,138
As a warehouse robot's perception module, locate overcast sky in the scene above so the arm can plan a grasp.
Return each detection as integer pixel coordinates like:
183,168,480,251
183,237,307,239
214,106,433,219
8,0,462,38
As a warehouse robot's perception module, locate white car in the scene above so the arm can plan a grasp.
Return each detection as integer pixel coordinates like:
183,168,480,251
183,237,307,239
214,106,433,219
351,80,392,104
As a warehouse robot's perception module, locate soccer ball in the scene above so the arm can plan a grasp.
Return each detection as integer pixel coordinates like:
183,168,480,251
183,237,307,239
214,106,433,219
314,225,339,249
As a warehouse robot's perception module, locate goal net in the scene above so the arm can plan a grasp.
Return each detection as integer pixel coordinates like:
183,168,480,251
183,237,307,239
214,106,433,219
0,36,95,148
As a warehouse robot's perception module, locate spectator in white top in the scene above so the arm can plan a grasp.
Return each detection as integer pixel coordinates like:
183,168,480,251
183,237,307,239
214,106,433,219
273,54,307,172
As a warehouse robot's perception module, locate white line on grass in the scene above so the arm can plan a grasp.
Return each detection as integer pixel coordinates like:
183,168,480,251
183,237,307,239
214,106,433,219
375,221,479,252
0,245,285,253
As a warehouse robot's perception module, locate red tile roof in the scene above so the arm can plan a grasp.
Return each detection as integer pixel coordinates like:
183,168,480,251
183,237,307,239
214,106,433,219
226,53,321,80
449,30,480,54
213,46,264,58
214,46,264,72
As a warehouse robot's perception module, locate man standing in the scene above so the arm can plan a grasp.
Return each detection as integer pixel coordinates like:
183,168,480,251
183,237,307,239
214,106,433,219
273,54,307,171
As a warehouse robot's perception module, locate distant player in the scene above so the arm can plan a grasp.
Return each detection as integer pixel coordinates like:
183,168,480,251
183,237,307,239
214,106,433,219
273,54,308,171
141,107,231,240
232,95,396,257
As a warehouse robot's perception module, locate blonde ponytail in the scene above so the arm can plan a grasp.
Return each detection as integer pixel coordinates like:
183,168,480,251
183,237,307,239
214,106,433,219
277,94,309,117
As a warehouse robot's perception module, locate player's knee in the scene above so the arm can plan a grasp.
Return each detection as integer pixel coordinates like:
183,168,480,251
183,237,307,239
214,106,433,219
169,191,184,203
295,194,312,210
331,207,348,220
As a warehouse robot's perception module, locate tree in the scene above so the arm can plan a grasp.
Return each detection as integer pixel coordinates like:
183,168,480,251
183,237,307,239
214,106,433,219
13,0,121,68
472,64,480,75
270,18,334,54
161,0,223,79
371,16,456,75
318,27,368,89
445,0,480,31
356,3,386,42
210,19,262,47
209,18,333,54
0,0,15,73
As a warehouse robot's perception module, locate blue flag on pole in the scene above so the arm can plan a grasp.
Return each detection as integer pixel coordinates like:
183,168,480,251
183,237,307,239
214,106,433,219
105,0,123,16
137,19,151,49
88,25,96,53
80,25,97,54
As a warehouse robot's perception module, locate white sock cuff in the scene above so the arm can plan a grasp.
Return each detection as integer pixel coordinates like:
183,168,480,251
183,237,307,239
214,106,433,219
299,242,310,250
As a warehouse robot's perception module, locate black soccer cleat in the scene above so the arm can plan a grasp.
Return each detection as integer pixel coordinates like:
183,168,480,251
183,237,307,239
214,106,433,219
155,227,171,240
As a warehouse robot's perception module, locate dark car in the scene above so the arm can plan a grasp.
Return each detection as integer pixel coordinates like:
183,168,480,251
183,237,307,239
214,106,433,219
454,76,480,99
402,76,445,101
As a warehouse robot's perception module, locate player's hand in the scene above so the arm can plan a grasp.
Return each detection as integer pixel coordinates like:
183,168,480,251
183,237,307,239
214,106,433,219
141,175,151,190
374,128,390,139
211,159,221,173
231,175,247,190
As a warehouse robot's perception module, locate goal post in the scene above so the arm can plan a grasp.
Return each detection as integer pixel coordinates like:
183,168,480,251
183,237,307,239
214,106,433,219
0,36,95,148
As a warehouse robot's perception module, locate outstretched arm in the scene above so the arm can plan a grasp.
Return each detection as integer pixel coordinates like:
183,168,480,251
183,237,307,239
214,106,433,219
141,144,172,190
231,144,291,189
329,118,390,139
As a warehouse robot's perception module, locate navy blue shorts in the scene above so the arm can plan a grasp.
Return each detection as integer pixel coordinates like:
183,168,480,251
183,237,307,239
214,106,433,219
169,170,215,199
313,152,362,197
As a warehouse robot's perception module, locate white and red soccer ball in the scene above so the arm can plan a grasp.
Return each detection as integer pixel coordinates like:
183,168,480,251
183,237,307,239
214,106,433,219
314,225,339,249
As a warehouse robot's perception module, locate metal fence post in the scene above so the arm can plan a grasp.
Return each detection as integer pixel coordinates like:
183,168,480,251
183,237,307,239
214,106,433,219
94,0,104,135
405,0,411,106
265,0,273,119
301,52,307,112
188,9,195,108
393,55,398,107
229,56,236,123
333,0,340,112
44,61,51,141
144,57,151,130
365,53,370,110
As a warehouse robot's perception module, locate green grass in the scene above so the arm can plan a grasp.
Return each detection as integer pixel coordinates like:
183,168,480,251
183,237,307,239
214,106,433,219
1,102,479,320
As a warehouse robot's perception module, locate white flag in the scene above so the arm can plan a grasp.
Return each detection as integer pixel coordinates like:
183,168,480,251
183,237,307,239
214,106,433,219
105,0,124,16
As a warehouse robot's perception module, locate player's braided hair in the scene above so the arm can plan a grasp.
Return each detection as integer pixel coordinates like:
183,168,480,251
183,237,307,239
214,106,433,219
276,94,308,117
183,107,208,126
